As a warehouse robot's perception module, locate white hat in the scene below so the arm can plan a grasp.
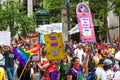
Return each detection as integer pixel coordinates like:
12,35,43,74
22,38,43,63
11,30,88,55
103,59,112,66
0,54,3,61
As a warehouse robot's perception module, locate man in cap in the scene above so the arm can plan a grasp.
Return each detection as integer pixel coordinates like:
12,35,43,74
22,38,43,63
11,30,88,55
114,45,120,71
100,59,114,80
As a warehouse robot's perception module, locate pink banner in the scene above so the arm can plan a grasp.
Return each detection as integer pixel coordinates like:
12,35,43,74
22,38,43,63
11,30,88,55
76,3,96,43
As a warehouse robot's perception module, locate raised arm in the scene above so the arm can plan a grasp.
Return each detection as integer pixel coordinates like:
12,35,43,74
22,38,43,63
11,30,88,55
81,44,90,69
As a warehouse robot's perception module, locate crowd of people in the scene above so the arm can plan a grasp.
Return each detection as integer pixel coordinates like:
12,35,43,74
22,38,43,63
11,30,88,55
0,35,120,80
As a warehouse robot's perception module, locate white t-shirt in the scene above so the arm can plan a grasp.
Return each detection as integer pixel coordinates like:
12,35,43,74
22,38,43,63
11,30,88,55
95,67,103,76
114,69,120,80
115,51,120,69
95,67,107,80
97,69,114,80
100,69,107,80
30,68,34,77
106,69,114,80
74,48,85,64
0,58,5,66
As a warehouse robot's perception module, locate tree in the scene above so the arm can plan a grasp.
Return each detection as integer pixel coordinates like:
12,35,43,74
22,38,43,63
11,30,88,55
43,0,80,27
43,0,66,23
0,0,35,37
42,0,120,42
112,0,120,40
85,0,113,42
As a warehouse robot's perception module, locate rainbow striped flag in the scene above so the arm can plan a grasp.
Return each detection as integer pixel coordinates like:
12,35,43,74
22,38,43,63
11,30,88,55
13,45,40,66
13,47,31,66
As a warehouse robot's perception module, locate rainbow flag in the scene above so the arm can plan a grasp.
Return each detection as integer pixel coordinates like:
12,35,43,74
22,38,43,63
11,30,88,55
13,45,40,66
13,47,31,66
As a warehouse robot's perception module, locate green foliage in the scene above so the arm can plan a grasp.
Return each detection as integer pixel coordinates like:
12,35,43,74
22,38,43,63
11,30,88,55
0,0,35,37
85,0,113,38
112,0,120,16
42,0,120,40
43,0,66,23
43,0,79,26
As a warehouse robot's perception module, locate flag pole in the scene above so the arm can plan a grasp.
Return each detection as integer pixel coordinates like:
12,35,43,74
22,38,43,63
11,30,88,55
66,0,70,41
18,56,31,80
68,0,70,41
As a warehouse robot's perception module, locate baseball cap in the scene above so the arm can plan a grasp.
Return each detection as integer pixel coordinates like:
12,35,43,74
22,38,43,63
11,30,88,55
103,59,112,66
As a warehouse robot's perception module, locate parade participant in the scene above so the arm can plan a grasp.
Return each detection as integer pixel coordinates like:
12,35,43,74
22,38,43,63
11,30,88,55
17,61,34,80
67,57,85,80
87,45,96,80
0,66,5,80
40,60,59,80
59,58,71,80
74,43,85,64
107,43,115,65
114,45,120,71
108,42,115,58
93,49,103,66
0,51,5,69
3,46,17,80
95,59,104,80
65,40,74,57
0,53,5,80
114,61,120,80
73,40,78,50
65,49,72,63
37,47,49,79
67,44,90,80
99,59,114,80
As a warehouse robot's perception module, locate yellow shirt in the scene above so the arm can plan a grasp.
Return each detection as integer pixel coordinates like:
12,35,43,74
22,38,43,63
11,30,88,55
109,48,115,57
0,67,5,80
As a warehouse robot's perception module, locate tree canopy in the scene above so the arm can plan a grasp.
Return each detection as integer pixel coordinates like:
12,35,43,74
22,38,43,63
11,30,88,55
0,0,35,37
42,0,120,41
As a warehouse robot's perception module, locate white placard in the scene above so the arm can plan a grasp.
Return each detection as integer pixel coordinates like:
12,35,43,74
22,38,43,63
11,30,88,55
0,31,11,46
36,23,62,34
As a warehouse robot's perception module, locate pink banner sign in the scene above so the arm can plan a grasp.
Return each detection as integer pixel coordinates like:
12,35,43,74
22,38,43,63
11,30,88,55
76,3,96,43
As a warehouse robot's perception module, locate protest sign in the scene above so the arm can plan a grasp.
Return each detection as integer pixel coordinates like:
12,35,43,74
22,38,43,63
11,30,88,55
30,33,40,61
0,31,11,46
44,33,65,60
76,3,96,43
